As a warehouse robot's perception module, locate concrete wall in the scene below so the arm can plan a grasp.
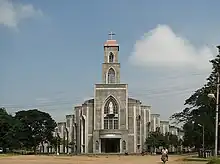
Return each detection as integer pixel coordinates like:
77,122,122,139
150,114,160,132
160,120,169,135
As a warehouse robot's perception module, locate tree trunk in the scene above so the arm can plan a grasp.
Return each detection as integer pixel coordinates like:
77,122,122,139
34,146,37,154
66,134,69,154
41,142,44,153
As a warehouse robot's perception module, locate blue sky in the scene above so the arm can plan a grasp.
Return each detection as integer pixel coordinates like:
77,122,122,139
1,0,220,122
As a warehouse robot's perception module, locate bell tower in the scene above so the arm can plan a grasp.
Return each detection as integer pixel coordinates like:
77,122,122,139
102,32,120,84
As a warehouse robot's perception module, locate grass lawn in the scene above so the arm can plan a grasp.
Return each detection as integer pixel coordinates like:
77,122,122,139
0,154,19,157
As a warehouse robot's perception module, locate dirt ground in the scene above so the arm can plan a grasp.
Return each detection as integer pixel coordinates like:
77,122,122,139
0,155,207,164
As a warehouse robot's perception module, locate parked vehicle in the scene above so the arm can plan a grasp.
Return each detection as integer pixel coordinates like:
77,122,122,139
0,147,3,153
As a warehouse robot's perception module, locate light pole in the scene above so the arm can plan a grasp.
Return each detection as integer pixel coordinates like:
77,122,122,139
208,71,220,157
192,121,205,157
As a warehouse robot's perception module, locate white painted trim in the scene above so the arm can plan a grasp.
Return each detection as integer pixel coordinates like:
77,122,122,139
94,85,96,130
100,134,122,138
95,88,127,90
79,116,84,153
138,106,141,116
148,109,151,123
146,108,151,122
86,106,89,153
105,72,108,84
99,138,101,153
144,109,146,142
139,106,142,150
126,84,128,129
163,124,165,135
120,139,122,153
133,106,136,153
81,115,87,152
101,99,104,129
128,134,134,136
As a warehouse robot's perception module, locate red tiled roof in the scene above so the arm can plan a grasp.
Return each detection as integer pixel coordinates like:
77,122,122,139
104,40,118,46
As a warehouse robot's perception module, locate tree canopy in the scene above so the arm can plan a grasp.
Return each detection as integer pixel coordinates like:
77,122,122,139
0,108,56,152
0,108,17,149
145,128,180,150
171,53,220,149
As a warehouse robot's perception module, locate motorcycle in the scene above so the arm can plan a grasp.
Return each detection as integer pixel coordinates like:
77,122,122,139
161,154,168,163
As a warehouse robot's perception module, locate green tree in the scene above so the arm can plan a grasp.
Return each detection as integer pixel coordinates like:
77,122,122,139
15,109,57,153
145,130,167,150
0,107,21,150
171,53,220,149
169,133,179,151
164,132,179,149
51,136,61,153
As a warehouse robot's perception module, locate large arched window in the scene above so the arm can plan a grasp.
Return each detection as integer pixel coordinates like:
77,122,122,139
103,96,119,129
107,68,116,84
109,52,114,63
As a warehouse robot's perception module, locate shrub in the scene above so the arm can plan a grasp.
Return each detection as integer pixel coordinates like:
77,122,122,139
207,159,220,164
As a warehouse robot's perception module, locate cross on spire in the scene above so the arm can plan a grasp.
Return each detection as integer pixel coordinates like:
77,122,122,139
108,32,115,40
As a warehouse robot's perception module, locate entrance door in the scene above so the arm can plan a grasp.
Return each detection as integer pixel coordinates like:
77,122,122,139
101,138,120,153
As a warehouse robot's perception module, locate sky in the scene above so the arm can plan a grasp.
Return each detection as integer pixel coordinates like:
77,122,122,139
1,0,220,122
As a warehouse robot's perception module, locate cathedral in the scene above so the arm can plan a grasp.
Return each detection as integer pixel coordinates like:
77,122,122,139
36,34,184,155
68,35,151,154
51,34,182,155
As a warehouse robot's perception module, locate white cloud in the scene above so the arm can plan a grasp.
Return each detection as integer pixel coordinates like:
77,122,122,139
126,24,216,119
0,0,43,28
129,24,214,70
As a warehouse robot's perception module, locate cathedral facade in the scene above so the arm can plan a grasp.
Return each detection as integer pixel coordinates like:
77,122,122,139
72,37,151,154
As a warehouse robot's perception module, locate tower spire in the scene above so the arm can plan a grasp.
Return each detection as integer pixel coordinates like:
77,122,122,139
108,32,115,40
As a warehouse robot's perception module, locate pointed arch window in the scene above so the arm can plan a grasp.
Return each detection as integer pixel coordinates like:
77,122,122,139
109,52,114,63
104,96,118,114
103,96,119,129
108,68,116,84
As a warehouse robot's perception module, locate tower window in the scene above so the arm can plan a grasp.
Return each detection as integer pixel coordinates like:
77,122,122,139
107,68,115,84
109,52,114,63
